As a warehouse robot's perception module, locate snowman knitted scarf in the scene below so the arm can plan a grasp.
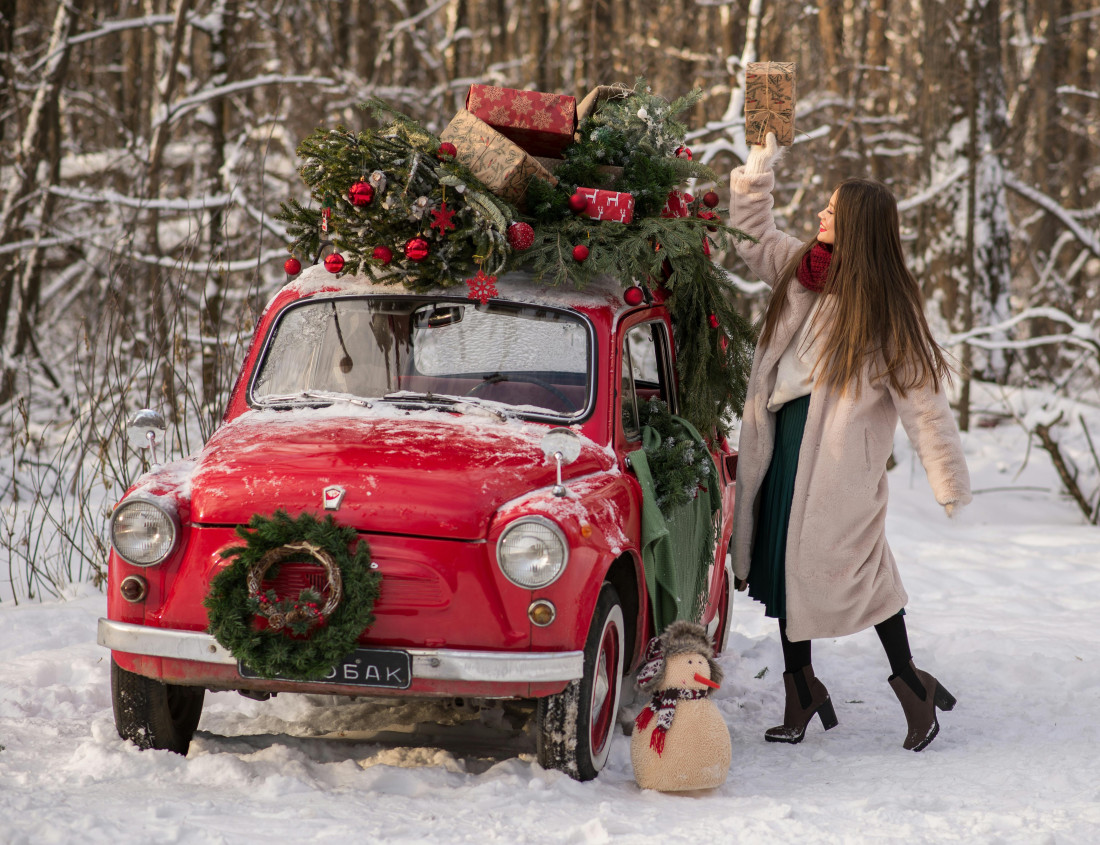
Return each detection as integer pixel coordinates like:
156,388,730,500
634,688,711,755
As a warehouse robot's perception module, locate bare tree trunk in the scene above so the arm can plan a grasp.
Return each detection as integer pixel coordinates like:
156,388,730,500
142,0,192,422
0,0,15,147
0,0,83,383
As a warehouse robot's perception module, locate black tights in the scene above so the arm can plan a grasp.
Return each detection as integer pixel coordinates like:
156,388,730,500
779,611,913,677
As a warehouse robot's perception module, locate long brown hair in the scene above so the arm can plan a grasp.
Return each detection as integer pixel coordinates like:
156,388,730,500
758,177,950,397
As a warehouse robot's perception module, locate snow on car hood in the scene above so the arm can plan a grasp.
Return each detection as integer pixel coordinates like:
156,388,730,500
188,406,612,539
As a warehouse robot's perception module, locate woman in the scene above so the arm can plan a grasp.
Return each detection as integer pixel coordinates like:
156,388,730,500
728,133,971,752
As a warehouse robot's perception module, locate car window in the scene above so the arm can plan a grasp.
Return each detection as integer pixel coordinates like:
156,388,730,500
251,296,593,419
621,321,673,441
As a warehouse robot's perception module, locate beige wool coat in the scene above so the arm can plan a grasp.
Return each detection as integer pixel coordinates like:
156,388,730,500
728,164,972,642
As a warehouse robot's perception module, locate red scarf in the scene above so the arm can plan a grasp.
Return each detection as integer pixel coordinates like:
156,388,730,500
796,242,833,292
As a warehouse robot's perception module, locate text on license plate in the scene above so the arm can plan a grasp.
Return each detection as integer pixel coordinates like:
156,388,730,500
239,648,411,689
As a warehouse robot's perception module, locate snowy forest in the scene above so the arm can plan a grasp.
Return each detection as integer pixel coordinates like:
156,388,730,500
2,0,1099,602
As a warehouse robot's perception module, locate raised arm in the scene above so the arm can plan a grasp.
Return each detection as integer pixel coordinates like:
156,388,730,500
728,133,804,286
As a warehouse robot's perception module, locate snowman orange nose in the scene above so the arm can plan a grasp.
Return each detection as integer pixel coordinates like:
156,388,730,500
694,672,720,689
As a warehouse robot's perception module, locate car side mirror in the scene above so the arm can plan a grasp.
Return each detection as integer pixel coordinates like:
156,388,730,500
126,409,167,465
541,428,581,497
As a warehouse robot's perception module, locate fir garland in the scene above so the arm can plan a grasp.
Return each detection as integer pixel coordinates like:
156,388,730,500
204,510,381,681
638,398,717,515
276,83,758,435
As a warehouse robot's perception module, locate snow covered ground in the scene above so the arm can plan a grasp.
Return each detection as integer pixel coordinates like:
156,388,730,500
2,382,1099,844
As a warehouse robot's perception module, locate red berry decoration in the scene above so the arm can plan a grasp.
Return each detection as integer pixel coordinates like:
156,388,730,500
507,222,534,251
324,253,345,274
568,191,589,213
709,314,720,329
283,257,301,276
572,244,590,262
348,181,374,207
404,237,430,262
372,246,393,264
437,142,458,160
676,145,693,160
703,191,720,208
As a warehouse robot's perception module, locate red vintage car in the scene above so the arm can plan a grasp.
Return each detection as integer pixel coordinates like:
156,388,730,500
98,265,737,781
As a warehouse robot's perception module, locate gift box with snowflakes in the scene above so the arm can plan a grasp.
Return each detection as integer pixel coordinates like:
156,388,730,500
466,84,577,158
745,61,796,146
440,109,558,207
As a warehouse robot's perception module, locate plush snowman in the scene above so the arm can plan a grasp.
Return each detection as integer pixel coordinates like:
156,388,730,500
630,620,731,792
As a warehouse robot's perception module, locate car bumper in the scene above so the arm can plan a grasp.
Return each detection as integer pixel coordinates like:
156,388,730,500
97,618,584,684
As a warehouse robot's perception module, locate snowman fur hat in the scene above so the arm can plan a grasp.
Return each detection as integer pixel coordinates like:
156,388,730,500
635,619,723,693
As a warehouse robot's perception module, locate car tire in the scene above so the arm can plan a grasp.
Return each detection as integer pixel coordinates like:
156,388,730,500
111,659,204,755
536,582,624,781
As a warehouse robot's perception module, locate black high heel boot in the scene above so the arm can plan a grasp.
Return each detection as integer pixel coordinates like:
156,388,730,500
765,664,839,743
888,659,957,751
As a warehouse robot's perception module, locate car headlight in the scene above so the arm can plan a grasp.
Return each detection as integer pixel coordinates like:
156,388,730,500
496,516,569,588
110,499,179,566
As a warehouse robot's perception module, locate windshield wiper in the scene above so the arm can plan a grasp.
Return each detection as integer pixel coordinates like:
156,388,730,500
259,390,373,408
380,391,508,421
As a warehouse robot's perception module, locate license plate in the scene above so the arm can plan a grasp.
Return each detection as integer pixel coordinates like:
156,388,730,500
239,648,412,689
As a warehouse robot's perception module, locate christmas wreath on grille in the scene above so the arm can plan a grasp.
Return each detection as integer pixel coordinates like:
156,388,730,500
204,509,381,681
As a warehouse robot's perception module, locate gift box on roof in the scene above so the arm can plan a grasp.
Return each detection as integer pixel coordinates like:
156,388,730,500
440,109,558,207
745,61,796,146
575,83,633,127
466,84,577,157
575,187,635,224
661,189,693,219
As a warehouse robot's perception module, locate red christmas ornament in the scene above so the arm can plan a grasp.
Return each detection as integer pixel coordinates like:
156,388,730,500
568,191,589,213
349,181,374,206
623,286,645,306
676,145,693,161
430,201,457,234
324,253,345,274
404,237,430,262
703,191,720,208
507,222,534,251
698,209,718,231
466,269,499,305
372,246,393,264
572,244,590,262
283,257,301,276
437,142,458,160
709,314,720,329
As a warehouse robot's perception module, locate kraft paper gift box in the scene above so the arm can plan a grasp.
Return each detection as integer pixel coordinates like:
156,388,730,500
465,84,577,158
440,109,557,207
745,61,796,146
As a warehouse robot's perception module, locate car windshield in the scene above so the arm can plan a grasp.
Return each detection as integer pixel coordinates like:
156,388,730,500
251,295,593,419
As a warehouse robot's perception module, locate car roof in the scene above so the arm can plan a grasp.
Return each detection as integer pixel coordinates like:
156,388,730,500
283,263,640,315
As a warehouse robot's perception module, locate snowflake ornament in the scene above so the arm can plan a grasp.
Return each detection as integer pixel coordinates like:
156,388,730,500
430,201,456,234
466,269,499,305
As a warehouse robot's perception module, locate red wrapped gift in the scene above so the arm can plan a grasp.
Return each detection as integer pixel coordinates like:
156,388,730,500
440,110,557,207
575,187,634,224
466,84,577,157
661,189,694,219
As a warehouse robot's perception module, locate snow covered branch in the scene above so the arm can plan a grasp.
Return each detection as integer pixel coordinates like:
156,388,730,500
1004,174,1100,257
946,307,1100,355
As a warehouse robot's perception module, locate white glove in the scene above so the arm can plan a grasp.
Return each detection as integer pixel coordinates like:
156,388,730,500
944,500,964,519
744,132,780,175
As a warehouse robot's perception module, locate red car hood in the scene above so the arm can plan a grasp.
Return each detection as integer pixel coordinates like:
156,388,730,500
188,409,612,539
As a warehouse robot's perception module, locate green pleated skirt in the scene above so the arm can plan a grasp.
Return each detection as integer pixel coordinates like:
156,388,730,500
748,393,810,619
